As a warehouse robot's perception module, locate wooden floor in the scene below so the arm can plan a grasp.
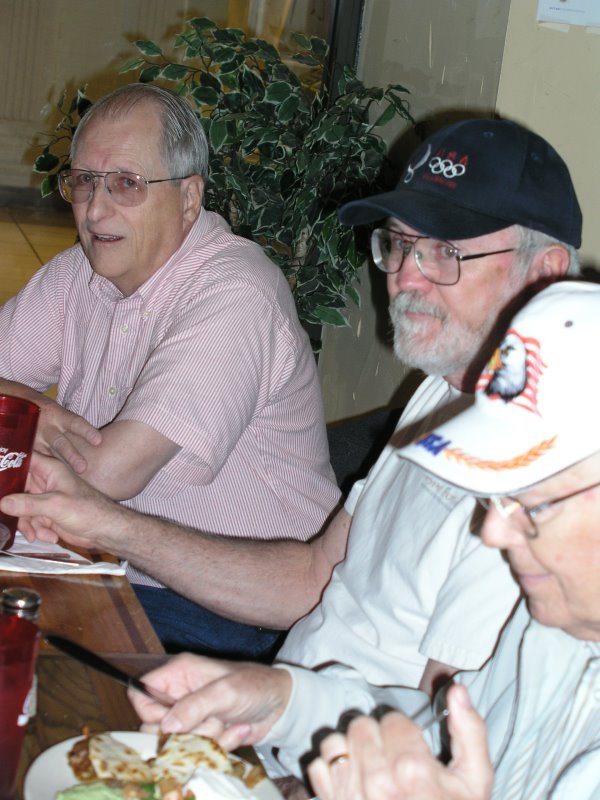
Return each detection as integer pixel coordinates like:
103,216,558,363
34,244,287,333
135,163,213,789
0,207,76,305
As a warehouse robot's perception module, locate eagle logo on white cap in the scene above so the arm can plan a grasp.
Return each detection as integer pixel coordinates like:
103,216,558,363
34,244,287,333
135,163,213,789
479,330,546,415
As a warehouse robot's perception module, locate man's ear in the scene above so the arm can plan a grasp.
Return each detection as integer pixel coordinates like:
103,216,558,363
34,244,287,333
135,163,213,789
529,244,571,282
181,175,204,224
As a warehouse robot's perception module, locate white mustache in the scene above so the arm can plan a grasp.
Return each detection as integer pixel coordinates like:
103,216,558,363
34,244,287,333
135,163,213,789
389,293,447,324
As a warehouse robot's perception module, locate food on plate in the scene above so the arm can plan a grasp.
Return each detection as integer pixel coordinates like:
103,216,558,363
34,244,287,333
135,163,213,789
57,732,268,799
56,783,125,799
91,733,155,782
152,732,234,784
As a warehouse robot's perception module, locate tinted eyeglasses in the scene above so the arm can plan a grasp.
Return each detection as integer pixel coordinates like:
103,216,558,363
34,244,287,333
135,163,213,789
58,169,193,208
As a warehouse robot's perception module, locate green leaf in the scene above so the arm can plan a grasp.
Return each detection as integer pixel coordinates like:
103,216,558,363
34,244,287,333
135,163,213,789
119,57,145,74
223,91,244,112
280,131,300,149
346,285,361,307
213,27,245,44
192,86,219,106
209,118,229,151
190,17,218,33
240,67,265,97
265,81,293,103
309,36,328,57
139,65,161,83
296,276,320,295
40,175,57,198
76,95,92,118
277,95,300,122
33,151,60,173
388,82,411,95
291,32,311,49
211,44,236,63
220,57,243,74
67,93,79,114
161,63,189,81
291,53,320,67
254,39,280,62
373,103,397,127
220,72,239,91
201,72,222,91
135,40,163,57
313,306,349,327
323,124,347,144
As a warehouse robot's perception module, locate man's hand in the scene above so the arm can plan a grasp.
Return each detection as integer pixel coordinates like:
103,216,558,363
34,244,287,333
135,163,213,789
0,452,122,549
128,653,292,751
0,381,101,473
35,395,102,473
307,684,494,800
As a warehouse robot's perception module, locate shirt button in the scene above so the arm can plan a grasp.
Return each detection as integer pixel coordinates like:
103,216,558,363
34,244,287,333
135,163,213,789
108,386,117,397
121,323,129,334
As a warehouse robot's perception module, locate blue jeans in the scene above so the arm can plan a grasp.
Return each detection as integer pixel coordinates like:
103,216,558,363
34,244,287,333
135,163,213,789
133,585,285,662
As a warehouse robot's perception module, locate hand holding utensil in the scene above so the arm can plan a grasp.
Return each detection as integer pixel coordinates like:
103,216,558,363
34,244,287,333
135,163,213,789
45,635,174,707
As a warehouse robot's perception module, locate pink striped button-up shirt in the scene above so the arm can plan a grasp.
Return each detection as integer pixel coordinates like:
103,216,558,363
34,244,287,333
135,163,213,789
0,210,340,584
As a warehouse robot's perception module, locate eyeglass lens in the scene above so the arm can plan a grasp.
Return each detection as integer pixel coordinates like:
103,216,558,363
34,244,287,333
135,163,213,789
371,229,460,285
478,496,537,538
59,170,148,207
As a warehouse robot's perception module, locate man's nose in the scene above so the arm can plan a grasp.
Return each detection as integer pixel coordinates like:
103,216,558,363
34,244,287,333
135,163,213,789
386,246,431,298
85,176,113,216
481,505,525,550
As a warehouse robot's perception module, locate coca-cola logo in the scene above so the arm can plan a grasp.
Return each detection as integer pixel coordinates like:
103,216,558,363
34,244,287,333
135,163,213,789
0,447,27,471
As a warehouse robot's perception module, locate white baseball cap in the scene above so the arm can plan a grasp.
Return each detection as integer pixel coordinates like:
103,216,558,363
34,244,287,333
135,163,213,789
398,281,600,495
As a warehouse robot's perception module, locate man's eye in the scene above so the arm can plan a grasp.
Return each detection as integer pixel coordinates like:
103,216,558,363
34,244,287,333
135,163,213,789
114,174,141,192
74,172,93,187
389,234,411,251
437,244,458,260
528,501,561,526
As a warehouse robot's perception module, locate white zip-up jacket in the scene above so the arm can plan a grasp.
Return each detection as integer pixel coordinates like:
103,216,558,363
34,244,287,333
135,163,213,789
265,601,600,797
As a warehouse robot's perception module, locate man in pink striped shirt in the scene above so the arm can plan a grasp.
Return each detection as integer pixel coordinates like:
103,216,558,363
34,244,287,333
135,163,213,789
0,84,340,657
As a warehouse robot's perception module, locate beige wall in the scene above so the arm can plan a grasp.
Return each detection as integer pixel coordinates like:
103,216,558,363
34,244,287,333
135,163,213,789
0,0,224,189
319,0,511,421
496,0,600,270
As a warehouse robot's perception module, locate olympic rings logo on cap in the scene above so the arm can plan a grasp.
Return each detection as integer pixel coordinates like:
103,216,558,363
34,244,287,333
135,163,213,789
429,157,467,179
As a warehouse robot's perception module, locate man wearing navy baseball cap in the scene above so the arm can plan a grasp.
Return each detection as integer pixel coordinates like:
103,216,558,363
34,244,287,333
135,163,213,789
255,117,584,782
0,118,585,793
340,118,581,246
121,124,586,792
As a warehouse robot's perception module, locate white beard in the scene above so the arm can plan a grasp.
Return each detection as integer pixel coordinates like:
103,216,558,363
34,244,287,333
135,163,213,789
389,291,502,377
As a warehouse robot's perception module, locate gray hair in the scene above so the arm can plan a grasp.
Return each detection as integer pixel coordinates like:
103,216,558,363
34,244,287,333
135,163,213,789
513,225,581,277
71,83,209,179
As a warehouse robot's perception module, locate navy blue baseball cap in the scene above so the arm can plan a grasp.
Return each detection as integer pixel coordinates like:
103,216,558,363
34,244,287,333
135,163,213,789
339,118,582,247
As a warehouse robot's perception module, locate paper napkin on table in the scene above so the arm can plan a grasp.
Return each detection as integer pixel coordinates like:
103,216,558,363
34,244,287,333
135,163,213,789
0,532,126,575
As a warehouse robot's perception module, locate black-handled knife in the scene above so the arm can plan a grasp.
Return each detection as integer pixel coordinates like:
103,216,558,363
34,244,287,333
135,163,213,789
46,634,174,707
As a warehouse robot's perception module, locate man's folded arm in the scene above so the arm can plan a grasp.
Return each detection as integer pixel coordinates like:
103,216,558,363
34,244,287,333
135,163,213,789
65,418,180,499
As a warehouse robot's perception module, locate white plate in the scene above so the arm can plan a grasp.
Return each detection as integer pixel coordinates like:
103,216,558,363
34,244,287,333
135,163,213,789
24,731,284,800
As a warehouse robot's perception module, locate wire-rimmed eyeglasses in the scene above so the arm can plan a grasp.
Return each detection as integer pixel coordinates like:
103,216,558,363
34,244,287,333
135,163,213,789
58,169,193,208
370,228,515,286
478,479,600,539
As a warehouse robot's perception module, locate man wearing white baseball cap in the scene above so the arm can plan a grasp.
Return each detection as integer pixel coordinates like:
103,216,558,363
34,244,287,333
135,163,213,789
309,280,600,799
